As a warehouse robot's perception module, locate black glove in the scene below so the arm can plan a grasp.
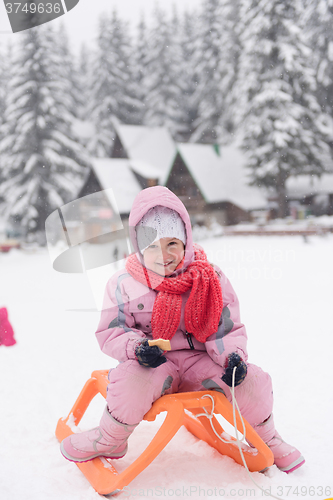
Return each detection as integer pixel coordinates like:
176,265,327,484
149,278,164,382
135,339,167,368
221,352,247,387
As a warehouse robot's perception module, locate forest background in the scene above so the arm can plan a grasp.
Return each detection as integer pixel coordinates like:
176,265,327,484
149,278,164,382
0,0,333,239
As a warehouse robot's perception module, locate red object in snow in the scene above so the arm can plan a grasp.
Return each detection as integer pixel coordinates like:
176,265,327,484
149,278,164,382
0,239,20,252
0,307,16,346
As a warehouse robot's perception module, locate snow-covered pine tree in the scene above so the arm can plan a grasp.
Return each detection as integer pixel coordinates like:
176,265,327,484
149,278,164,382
168,6,191,141
219,0,243,137
0,47,6,135
144,6,185,139
238,0,332,217
76,43,92,120
56,23,82,119
302,0,333,152
0,43,13,141
190,0,237,143
85,15,114,157
0,26,91,239
132,15,150,125
177,9,201,142
0,43,10,207
86,9,143,157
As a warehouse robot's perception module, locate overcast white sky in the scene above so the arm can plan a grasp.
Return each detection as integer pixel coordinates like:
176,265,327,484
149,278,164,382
0,0,202,53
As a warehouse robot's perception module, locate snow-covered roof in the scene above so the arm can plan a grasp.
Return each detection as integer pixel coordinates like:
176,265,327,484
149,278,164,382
91,158,142,214
216,142,268,210
286,174,333,198
128,160,161,179
115,124,176,181
170,142,267,211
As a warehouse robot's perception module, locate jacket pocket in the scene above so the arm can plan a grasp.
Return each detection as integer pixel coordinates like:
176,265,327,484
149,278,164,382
128,296,155,333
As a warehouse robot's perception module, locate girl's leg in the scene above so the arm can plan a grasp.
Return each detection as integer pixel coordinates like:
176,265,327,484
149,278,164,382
178,353,304,473
224,363,274,427
61,359,179,463
179,357,274,427
223,364,304,472
60,406,137,463
106,359,180,424
251,414,305,473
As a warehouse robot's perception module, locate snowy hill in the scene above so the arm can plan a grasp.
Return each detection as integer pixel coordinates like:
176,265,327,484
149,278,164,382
1,235,332,500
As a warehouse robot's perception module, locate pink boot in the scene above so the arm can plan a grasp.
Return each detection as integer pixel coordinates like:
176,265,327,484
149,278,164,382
60,407,138,463
254,414,305,473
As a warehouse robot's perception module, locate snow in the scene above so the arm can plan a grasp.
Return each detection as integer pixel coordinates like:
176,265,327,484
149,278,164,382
174,142,267,210
286,174,333,198
216,141,268,210
191,215,333,238
165,143,224,200
91,158,142,214
116,124,176,182
72,119,96,140
1,234,333,500
129,160,162,180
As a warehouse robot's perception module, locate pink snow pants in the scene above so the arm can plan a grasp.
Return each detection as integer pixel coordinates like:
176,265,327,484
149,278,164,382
106,350,273,427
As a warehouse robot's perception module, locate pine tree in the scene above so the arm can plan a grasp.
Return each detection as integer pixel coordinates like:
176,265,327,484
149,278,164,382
85,15,114,157
0,43,11,207
0,43,13,140
0,48,5,134
190,0,237,143
238,0,332,217
0,26,90,238
77,43,92,120
177,9,201,142
86,9,143,156
219,0,243,137
144,6,185,138
132,15,150,125
302,0,333,151
56,23,82,118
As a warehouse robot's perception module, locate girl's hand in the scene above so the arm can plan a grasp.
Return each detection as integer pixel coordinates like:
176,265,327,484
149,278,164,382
221,352,247,387
135,339,167,368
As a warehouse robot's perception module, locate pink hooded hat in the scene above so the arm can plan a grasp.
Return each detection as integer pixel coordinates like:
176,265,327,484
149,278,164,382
128,186,194,272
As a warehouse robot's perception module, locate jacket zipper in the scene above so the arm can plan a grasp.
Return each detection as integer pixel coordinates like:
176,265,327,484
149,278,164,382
185,331,195,350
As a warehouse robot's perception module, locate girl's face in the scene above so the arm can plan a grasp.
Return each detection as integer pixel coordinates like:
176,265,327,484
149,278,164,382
143,237,185,276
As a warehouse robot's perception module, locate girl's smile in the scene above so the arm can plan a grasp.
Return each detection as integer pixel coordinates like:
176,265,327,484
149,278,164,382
143,237,185,276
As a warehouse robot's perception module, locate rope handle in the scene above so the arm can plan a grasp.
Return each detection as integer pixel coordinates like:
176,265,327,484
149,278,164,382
196,367,287,500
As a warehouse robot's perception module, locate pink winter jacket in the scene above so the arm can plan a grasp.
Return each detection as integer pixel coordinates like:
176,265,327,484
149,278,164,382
95,187,248,370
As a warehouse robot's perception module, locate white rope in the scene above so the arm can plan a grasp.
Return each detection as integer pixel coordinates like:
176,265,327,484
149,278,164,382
197,367,286,500
195,393,247,445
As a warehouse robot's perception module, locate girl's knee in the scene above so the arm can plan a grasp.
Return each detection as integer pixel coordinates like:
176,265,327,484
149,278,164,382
233,364,274,425
106,360,177,423
108,360,161,399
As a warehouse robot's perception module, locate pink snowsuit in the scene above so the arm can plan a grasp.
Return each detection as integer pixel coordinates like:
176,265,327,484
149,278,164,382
95,187,273,426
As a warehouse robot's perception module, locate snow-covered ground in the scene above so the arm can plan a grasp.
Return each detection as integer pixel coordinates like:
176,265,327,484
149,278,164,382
192,215,333,241
1,234,332,500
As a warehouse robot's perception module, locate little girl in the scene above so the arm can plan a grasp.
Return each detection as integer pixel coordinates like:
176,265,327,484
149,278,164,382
61,186,304,474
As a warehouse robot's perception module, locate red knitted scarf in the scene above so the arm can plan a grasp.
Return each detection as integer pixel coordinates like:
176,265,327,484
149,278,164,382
125,244,223,343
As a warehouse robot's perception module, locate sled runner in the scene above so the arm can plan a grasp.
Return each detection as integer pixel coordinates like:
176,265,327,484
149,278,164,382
56,369,274,496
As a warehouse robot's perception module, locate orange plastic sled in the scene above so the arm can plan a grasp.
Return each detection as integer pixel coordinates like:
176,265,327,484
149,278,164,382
56,370,274,496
